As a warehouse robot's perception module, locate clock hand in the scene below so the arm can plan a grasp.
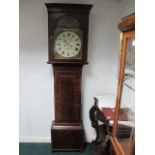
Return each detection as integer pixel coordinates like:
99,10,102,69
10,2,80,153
68,38,75,47
63,40,70,48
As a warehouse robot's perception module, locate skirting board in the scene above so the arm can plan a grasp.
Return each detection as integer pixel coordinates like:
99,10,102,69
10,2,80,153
19,136,51,143
19,135,95,143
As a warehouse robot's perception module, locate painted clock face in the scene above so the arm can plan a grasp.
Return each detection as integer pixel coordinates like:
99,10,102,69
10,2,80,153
55,31,82,58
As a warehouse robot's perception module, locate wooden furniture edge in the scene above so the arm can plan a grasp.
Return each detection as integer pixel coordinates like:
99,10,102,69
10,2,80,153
110,137,125,155
118,13,135,32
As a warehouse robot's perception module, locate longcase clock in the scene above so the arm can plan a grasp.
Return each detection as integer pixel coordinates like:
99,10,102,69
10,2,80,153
45,3,93,151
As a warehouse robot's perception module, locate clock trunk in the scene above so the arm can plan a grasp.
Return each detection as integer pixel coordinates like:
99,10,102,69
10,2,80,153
54,66,82,123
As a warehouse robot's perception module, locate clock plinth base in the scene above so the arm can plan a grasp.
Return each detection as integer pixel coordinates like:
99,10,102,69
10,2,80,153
51,121,84,151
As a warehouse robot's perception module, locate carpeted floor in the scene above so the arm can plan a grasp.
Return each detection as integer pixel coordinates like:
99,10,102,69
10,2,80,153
19,143,92,155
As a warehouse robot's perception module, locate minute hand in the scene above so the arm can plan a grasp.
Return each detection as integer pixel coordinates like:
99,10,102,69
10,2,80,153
63,40,70,47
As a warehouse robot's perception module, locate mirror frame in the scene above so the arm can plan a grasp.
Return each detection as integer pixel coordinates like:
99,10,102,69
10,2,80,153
110,13,135,155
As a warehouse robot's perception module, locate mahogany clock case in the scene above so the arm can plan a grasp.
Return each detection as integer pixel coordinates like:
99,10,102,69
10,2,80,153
45,3,93,151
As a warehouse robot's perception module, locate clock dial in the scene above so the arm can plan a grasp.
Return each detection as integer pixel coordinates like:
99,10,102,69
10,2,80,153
55,31,82,58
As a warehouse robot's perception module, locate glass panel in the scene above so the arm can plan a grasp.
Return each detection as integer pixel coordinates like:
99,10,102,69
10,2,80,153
116,38,135,155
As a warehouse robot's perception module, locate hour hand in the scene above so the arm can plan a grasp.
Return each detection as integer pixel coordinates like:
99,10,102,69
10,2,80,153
63,40,70,48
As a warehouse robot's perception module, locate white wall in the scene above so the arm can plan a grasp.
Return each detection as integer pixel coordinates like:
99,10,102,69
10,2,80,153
19,0,134,142
122,0,135,17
